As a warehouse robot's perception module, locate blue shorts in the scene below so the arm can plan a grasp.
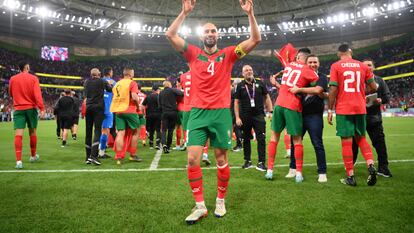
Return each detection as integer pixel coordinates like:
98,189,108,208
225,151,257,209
102,113,114,129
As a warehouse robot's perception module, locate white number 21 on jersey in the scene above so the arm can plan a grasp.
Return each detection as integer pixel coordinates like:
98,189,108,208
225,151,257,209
343,71,361,93
207,62,215,76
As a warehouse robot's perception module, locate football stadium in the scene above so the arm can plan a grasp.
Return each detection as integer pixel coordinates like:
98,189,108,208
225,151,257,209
0,0,413,232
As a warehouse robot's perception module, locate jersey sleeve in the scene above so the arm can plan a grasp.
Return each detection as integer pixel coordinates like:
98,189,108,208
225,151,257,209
130,81,139,93
225,46,239,63
182,41,199,63
260,81,268,95
234,83,242,99
33,77,45,111
329,64,339,86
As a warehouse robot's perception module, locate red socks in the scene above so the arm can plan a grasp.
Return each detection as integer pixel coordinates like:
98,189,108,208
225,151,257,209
188,166,204,202
267,141,277,170
356,137,374,166
30,135,37,156
294,144,304,173
176,127,182,146
217,163,230,199
139,126,146,140
284,134,291,150
341,140,354,176
14,135,23,161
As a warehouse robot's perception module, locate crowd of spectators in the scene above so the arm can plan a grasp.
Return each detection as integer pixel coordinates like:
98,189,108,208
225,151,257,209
0,36,413,121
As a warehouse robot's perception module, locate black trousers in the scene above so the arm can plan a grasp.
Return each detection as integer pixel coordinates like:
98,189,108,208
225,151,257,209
232,116,243,148
161,112,177,148
147,114,161,146
110,115,117,140
85,107,104,160
56,115,61,137
241,114,266,163
352,121,389,169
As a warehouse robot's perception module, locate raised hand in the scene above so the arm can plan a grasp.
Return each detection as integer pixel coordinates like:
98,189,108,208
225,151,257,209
182,0,196,16
240,0,253,14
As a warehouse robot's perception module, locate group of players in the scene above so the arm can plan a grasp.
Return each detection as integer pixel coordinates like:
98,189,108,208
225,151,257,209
7,0,388,225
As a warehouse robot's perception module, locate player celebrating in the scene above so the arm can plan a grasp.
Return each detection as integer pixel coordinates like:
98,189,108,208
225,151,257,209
328,44,378,186
9,61,45,169
267,48,319,182
166,0,261,224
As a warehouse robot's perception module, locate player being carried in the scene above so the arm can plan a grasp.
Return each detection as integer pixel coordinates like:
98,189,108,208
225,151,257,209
166,0,261,225
267,48,319,182
328,44,378,186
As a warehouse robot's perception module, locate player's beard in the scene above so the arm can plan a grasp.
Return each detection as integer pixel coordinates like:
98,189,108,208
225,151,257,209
246,76,254,83
204,37,217,48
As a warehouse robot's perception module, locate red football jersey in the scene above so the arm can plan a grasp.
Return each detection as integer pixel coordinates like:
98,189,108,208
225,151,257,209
9,72,44,111
182,42,239,109
180,72,192,112
137,91,147,115
275,62,319,112
329,58,374,115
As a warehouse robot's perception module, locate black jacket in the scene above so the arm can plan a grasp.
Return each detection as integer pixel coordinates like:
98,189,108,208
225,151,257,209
55,96,75,117
142,92,161,117
159,87,183,114
367,75,390,124
83,78,112,110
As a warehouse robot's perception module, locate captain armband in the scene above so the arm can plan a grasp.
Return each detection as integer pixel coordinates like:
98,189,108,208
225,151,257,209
234,45,247,59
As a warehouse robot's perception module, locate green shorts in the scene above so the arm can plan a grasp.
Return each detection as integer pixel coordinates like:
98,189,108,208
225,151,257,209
116,113,140,130
187,108,232,149
176,111,184,125
182,111,190,131
13,108,38,130
138,114,146,126
271,106,302,136
336,114,366,137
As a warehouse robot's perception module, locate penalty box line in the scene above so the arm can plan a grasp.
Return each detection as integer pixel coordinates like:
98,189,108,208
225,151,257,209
0,159,413,173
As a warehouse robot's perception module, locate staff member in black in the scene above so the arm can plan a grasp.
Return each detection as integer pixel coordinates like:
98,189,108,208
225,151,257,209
142,85,162,150
234,65,273,171
159,80,183,154
83,68,113,165
55,89,75,147
71,91,80,140
287,54,328,183
352,58,392,177
231,78,243,152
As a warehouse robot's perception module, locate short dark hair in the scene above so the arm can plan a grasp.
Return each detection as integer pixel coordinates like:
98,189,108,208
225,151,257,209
305,54,318,62
297,48,311,55
18,61,29,71
64,89,71,95
103,67,113,76
338,44,351,53
152,85,159,91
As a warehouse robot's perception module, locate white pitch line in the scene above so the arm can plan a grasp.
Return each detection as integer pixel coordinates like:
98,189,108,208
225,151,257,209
149,149,163,170
0,159,413,173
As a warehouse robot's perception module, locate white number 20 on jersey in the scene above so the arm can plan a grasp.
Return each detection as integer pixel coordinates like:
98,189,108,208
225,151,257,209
343,71,361,93
281,67,301,87
207,62,215,76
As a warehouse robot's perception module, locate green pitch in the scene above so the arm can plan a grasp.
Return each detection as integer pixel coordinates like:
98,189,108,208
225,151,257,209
0,118,413,232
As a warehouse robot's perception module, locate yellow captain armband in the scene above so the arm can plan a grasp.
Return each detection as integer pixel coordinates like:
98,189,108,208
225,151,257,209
234,45,247,59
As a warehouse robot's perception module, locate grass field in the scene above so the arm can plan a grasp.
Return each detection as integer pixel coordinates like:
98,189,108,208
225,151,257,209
0,117,413,233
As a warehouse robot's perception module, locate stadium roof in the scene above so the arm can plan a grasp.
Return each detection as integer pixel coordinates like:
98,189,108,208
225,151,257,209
0,0,413,51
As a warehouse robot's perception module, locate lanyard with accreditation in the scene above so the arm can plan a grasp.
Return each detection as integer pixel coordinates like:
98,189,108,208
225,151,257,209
245,83,256,107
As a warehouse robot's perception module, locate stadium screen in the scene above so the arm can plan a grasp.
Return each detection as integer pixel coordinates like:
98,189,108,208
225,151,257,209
41,46,69,61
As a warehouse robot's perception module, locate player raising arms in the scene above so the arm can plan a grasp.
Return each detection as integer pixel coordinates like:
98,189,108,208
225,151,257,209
328,44,378,186
166,0,261,224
